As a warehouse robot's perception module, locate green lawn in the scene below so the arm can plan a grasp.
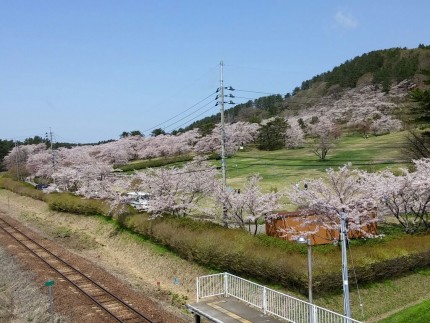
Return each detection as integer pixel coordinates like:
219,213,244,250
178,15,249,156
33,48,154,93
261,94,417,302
377,299,430,323
222,132,410,193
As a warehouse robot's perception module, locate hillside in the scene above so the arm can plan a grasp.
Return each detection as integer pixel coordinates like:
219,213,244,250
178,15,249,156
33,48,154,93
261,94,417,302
186,46,430,131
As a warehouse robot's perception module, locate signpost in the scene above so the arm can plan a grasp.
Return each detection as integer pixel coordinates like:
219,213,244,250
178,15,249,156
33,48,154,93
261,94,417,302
44,280,55,323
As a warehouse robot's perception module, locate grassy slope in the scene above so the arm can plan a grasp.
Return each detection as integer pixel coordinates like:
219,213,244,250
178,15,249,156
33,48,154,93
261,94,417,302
377,298,430,323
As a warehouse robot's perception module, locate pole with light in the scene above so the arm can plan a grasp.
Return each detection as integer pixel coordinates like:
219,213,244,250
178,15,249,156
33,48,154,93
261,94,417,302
297,236,314,323
297,236,312,304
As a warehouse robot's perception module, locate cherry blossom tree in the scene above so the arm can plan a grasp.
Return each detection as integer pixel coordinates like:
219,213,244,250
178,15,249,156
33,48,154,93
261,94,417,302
363,158,430,233
285,118,305,149
4,143,47,179
284,164,379,240
211,175,281,234
131,157,218,217
307,116,340,160
194,122,260,156
369,115,403,135
26,148,53,180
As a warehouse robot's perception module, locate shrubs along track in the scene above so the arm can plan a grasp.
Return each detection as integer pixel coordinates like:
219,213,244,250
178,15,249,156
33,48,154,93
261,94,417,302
0,177,108,215
1,177,430,294
123,213,430,293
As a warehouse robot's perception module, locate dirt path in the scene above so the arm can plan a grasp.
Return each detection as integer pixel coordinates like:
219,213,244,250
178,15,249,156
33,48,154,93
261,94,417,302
0,189,210,322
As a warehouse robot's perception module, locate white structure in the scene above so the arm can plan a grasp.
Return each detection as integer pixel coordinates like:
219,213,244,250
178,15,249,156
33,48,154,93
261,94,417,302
127,192,151,211
195,273,362,323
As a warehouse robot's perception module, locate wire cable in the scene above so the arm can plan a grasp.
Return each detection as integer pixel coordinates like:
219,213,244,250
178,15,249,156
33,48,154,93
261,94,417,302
170,104,220,131
142,91,217,134
234,88,280,96
161,99,217,131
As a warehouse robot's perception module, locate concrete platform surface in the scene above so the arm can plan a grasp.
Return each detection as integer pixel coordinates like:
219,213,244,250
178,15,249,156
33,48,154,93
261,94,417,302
187,297,284,323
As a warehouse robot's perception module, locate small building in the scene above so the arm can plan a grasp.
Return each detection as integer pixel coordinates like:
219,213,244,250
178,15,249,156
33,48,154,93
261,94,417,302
265,211,377,245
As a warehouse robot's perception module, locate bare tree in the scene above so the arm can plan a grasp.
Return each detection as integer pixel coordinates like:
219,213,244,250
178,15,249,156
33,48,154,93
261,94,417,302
308,117,340,160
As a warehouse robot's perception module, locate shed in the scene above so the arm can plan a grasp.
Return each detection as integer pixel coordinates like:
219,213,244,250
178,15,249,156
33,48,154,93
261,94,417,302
265,211,377,245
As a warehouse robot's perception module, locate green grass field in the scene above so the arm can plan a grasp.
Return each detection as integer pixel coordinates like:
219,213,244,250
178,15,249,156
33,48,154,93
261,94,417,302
222,131,410,193
377,299,430,323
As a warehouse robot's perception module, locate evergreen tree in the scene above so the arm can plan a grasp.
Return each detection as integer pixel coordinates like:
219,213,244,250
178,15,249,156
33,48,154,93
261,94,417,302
257,117,288,150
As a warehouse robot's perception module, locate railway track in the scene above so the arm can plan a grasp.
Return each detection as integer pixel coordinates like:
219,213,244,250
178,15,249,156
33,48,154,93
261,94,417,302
0,216,153,323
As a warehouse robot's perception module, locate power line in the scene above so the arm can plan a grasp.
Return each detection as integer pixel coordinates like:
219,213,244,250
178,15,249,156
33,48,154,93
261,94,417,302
234,88,280,96
142,91,217,134
164,101,218,131
162,99,218,131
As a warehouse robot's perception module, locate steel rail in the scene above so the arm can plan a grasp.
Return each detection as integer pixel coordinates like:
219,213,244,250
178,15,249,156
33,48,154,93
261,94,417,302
0,216,153,323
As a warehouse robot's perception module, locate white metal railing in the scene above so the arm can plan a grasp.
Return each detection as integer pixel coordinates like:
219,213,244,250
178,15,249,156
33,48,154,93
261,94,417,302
196,272,362,323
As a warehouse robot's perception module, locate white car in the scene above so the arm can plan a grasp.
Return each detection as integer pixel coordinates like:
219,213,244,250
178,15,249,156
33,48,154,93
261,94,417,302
127,192,152,211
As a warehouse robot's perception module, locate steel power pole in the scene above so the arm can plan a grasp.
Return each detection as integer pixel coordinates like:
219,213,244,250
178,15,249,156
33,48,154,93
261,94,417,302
220,61,227,188
219,61,228,227
14,141,20,180
49,127,55,169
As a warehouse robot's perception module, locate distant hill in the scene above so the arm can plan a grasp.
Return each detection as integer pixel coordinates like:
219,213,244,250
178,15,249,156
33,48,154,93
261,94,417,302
184,45,430,132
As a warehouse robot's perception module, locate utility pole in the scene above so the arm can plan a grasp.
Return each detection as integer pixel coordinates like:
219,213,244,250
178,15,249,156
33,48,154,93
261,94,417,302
46,128,56,183
340,210,351,321
220,61,227,188
48,127,55,169
216,62,235,227
14,141,20,181
220,61,228,227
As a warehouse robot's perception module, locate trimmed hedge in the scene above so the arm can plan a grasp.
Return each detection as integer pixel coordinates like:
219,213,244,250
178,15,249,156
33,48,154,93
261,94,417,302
115,155,194,172
47,193,109,215
123,214,306,290
114,153,221,172
0,177,47,201
122,213,430,293
0,177,108,215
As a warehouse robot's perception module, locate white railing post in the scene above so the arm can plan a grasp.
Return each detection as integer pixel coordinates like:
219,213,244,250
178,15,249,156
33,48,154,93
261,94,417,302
196,277,200,303
224,272,228,297
263,287,267,314
311,303,316,323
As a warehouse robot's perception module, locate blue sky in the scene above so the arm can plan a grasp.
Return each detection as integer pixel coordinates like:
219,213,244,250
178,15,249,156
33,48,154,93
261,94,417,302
1,1,429,143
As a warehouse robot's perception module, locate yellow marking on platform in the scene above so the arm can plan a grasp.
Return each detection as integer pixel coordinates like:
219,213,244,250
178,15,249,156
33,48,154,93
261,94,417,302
207,301,252,323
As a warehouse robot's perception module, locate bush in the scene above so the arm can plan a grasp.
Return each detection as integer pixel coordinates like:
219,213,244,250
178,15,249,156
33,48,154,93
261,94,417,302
47,193,108,215
125,214,311,290
0,177,47,201
124,213,430,293
115,155,194,172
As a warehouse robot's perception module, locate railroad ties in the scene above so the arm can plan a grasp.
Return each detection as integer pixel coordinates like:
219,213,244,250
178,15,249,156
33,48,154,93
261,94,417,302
0,217,153,323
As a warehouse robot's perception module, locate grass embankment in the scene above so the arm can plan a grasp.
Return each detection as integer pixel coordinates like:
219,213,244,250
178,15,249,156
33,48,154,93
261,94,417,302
1,186,430,321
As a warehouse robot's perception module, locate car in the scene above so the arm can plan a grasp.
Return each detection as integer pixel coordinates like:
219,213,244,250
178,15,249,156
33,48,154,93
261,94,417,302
35,184,49,190
127,192,152,211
